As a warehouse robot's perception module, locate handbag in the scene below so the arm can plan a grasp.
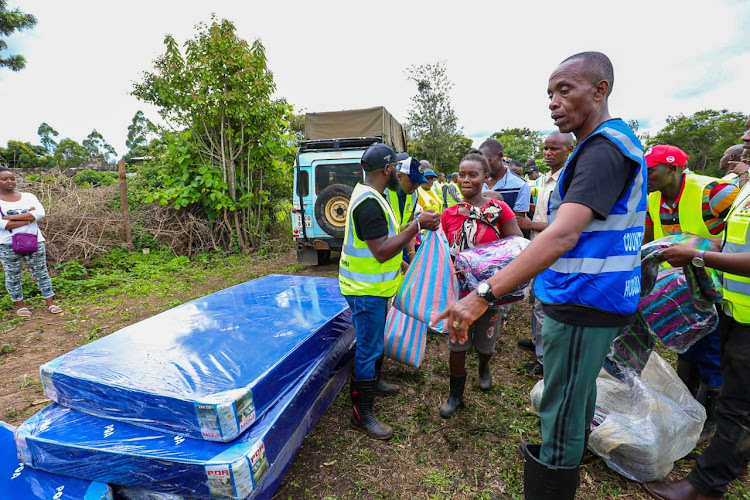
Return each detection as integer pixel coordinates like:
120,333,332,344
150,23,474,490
0,205,39,255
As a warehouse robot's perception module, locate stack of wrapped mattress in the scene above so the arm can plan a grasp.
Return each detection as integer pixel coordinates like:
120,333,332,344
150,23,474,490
11,274,355,499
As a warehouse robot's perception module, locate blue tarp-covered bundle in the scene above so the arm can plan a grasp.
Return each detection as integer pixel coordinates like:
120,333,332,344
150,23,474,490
0,422,113,500
15,326,354,499
39,274,351,442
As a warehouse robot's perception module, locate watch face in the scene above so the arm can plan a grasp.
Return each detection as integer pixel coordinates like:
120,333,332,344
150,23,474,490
692,256,704,268
478,282,489,295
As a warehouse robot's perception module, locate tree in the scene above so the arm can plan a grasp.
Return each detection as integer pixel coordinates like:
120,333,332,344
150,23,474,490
132,16,293,251
408,133,472,175
54,138,88,169
490,128,544,163
0,0,37,71
123,111,156,164
405,61,467,173
646,109,747,177
38,122,59,154
82,129,117,162
0,140,53,168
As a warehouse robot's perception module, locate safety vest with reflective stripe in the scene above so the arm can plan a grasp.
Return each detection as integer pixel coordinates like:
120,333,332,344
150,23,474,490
442,183,461,209
417,186,442,213
385,188,416,230
339,183,403,297
720,180,750,323
534,119,647,316
648,173,720,240
432,181,445,204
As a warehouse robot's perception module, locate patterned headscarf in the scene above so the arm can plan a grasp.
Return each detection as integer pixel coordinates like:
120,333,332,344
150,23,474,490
449,202,504,256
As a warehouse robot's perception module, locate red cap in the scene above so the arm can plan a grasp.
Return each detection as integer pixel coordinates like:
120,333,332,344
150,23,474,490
645,145,689,169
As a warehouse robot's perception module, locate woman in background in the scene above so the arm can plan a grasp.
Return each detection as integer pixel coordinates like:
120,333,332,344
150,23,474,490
0,167,61,317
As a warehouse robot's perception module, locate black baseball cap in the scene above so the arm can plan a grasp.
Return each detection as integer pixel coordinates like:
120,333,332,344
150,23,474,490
361,143,408,171
526,166,540,173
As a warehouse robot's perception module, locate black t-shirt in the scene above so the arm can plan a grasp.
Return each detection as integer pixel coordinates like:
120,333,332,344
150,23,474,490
542,132,640,327
353,198,388,241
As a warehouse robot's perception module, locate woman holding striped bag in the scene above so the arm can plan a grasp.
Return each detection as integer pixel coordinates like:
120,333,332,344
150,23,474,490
439,150,522,418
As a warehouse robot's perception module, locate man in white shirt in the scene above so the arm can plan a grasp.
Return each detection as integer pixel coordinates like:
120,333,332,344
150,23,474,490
515,131,575,375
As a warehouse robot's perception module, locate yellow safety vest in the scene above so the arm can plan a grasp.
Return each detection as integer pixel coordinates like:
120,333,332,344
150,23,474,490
721,180,750,323
432,181,445,204
339,183,403,297
417,186,442,213
648,173,719,240
442,182,461,209
385,188,415,230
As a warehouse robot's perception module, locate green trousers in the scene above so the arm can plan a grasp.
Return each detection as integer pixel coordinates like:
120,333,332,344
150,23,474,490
539,316,619,467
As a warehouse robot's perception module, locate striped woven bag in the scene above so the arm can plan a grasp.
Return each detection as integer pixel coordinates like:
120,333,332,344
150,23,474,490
384,229,458,367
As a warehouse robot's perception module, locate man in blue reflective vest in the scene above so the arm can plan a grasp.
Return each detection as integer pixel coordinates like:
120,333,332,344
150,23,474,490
434,51,646,499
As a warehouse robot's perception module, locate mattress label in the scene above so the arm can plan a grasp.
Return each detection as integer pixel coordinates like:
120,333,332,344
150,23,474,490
14,434,30,464
249,441,269,487
235,389,256,433
40,367,58,401
217,402,238,440
205,464,235,498
195,403,222,440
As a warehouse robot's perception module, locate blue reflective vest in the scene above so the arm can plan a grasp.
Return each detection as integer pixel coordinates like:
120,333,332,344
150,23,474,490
534,119,647,316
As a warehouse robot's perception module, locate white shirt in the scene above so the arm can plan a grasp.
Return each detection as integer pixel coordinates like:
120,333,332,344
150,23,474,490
530,169,562,240
0,192,46,245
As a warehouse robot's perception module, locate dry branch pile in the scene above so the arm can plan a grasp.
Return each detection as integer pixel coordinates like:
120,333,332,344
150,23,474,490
22,174,227,265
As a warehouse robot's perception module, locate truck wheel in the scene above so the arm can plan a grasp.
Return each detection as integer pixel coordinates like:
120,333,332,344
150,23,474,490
314,184,353,238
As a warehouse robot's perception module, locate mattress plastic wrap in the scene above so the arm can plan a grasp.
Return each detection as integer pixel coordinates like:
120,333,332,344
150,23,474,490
15,328,355,500
453,235,530,305
39,274,351,442
529,353,705,482
0,422,113,500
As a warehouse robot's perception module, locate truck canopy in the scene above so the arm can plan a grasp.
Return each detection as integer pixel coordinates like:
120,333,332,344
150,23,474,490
304,106,407,152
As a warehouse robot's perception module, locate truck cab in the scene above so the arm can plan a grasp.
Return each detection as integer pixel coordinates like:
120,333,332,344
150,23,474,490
292,107,406,265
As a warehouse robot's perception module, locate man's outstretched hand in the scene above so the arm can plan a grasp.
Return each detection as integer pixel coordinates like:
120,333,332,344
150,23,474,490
431,292,489,344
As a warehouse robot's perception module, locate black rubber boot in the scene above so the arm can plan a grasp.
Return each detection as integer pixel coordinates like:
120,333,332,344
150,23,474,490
478,354,493,391
520,442,580,500
350,379,393,440
676,359,700,397
374,356,400,395
697,383,721,440
439,372,466,418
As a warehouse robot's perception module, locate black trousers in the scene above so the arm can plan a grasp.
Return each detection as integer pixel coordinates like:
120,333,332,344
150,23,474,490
688,311,750,496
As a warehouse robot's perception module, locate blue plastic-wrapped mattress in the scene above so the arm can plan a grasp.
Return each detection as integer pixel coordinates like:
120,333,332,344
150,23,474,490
39,274,351,442
16,327,354,500
1,422,113,500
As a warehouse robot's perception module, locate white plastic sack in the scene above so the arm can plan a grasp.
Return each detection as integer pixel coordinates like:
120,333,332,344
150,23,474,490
527,352,705,482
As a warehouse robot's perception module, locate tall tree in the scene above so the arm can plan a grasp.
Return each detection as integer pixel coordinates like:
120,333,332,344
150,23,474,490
82,129,117,162
490,128,544,163
0,140,53,168
37,122,59,154
132,16,293,251
0,0,37,71
646,109,747,176
405,61,467,172
123,111,156,163
54,138,88,169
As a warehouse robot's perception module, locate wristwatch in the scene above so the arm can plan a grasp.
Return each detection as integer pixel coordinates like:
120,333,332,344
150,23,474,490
476,280,497,303
692,250,706,268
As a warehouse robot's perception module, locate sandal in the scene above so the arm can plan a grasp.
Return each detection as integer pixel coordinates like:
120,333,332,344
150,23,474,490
16,307,31,318
48,305,63,314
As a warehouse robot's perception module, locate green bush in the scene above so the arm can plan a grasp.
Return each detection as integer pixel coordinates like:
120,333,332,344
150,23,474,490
72,170,118,187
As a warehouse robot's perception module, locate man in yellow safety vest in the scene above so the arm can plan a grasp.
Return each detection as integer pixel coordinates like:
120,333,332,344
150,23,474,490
645,119,750,500
642,144,739,441
339,143,440,440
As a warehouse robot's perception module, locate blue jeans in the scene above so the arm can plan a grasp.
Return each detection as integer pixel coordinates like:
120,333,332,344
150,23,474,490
678,327,723,387
344,295,388,381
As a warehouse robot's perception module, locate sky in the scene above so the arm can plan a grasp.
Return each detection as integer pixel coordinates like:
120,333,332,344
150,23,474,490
1,0,749,159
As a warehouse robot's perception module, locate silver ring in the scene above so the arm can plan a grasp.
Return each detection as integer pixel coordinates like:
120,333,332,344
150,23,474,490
452,321,460,329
